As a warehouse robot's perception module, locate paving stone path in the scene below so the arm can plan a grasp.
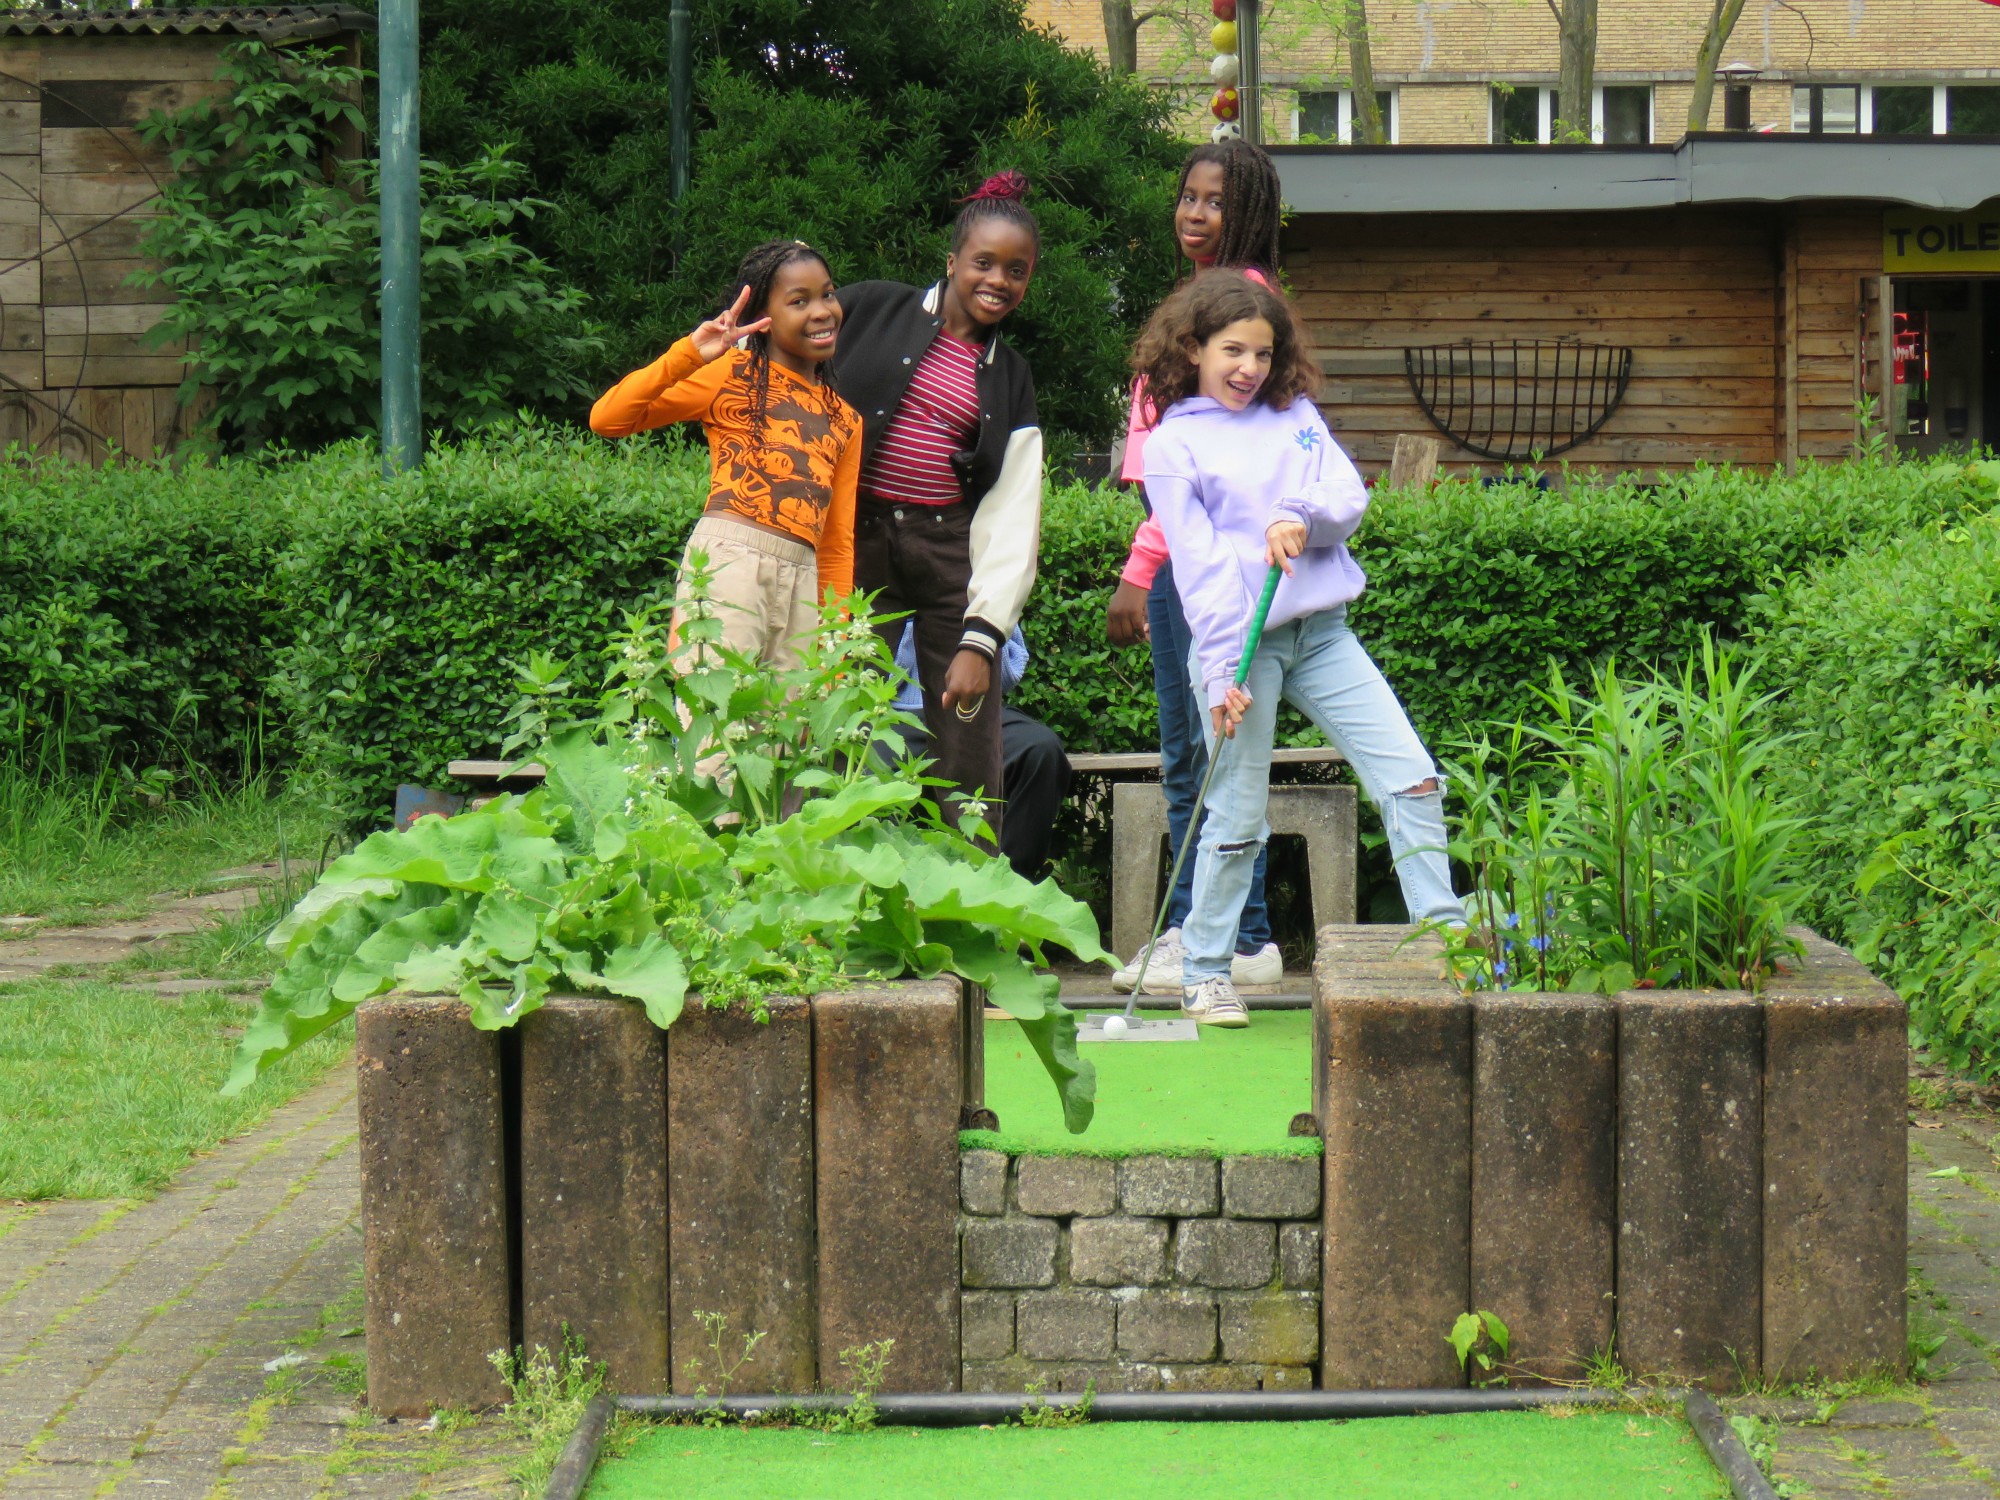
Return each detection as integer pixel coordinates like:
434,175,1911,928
0,1067,521,1498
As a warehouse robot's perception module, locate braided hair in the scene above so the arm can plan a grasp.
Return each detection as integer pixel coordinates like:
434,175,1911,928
723,238,832,449
950,169,1041,257
1178,140,1282,276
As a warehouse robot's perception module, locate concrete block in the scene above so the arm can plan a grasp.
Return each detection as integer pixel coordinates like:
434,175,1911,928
815,982,962,1391
961,1292,1015,1360
1071,1217,1169,1287
1316,928,1471,1390
667,997,816,1394
518,998,668,1396
356,999,511,1417
962,1218,1058,1288
1220,1292,1321,1364
1116,1290,1218,1361
1016,1291,1115,1361
1157,1363,1264,1392
1280,1224,1322,1290
1470,992,1615,1383
1763,932,1908,1381
1263,1364,1316,1390
1222,1156,1321,1219
1174,1219,1276,1289
1015,1156,1117,1217
960,1150,1010,1216
1619,990,1763,1389
1118,1156,1219,1217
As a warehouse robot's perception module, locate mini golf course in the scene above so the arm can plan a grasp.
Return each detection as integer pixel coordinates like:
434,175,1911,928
967,1010,1318,1157
584,1410,1728,1498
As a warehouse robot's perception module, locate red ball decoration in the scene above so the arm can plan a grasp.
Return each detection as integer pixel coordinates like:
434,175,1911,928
1211,0,1236,18
1211,86,1240,121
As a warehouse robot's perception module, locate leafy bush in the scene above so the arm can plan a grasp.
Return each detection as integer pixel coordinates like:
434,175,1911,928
0,455,291,774
1751,483,2000,1072
416,0,1186,448
137,41,601,451
1441,641,1804,996
231,585,1106,1130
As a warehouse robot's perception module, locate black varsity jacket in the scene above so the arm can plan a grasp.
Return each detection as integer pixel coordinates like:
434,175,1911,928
828,279,1043,661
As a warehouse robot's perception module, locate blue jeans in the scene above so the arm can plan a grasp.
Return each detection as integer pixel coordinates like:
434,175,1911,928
1149,562,1272,951
1181,607,1465,984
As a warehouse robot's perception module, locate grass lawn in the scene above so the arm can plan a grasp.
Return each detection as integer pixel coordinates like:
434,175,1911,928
967,1010,1317,1157
0,978,352,1199
587,1412,1726,1499
0,770,333,924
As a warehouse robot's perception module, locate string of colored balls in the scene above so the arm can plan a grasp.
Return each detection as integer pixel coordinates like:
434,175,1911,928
1209,0,1243,141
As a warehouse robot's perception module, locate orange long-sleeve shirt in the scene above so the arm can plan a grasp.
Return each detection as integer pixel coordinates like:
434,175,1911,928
590,338,861,602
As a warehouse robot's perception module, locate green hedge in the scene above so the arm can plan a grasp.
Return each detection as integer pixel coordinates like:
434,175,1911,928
0,456,292,774
1751,488,2000,1073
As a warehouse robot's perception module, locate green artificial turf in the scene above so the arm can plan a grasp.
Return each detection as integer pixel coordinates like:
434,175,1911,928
966,1010,1318,1158
587,1412,1727,1500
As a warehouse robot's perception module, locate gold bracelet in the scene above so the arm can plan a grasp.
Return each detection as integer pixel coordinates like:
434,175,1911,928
955,698,984,722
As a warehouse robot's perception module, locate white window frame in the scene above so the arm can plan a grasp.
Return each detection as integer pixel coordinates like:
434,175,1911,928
1335,87,1399,144
1804,83,1947,136
1489,83,1554,144
1590,83,1655,145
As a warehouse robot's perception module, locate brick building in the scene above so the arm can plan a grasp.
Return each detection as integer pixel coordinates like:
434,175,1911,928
1032,0,2000,145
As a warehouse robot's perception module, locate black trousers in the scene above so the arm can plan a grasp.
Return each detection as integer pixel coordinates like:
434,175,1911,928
898,707,1072,882
855,497,1007,844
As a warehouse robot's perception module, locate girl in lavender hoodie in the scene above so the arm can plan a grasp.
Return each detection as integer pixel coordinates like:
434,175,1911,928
1134,273,1464,1026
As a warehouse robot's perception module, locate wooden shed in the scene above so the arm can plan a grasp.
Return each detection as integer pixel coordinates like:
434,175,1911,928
0,6,368,463
1272,136,1999,477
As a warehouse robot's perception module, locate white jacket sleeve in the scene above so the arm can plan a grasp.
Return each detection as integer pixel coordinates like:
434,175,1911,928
1271,403,1369,547
963,426,1043,658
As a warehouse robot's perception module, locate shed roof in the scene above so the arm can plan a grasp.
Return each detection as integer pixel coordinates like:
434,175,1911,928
0,7,372,40
1272,134,2000,215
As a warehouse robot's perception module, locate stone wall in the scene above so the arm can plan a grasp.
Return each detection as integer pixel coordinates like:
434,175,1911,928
958,1151,1322,1392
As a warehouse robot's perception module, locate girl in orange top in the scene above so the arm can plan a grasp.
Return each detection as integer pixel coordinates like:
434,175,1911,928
590,240,861,669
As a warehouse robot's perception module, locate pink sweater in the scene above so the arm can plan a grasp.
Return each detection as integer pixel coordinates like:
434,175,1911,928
1117,266,1272,590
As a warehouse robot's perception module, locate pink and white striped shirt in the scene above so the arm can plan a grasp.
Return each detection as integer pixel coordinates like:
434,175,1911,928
859,330,983,505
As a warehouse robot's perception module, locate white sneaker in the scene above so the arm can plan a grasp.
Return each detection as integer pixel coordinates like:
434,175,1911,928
1182,977,1250,1027
1231,942,1283,987
1112,929,1183,993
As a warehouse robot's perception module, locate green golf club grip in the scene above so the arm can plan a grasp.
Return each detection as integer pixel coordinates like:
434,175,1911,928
1234,565,1283,686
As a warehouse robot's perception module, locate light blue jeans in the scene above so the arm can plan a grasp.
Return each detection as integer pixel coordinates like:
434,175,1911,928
1181,606,1466,984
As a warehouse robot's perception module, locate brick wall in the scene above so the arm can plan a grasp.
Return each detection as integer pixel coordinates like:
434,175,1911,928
959,1150,1322,1392
1030,0,2000,142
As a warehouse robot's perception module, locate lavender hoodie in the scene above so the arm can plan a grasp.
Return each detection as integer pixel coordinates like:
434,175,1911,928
1143,393,1370,709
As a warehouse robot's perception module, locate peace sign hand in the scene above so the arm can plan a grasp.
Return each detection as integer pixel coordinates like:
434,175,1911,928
689,285,773,363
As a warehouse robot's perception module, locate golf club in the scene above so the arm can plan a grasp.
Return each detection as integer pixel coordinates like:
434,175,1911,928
1106,562,1284,1036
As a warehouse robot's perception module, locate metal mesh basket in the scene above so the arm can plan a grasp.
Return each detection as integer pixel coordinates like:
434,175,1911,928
1403,339,1634,461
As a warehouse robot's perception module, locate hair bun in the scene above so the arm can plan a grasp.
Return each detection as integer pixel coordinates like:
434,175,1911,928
961,169,1030,204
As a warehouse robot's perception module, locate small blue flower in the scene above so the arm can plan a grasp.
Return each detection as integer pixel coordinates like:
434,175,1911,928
1502,911,1521,930
1293,427,1321,452
1529,934,1552,952
1492,960,1509,979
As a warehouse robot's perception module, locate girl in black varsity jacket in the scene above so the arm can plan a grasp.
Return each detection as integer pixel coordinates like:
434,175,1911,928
829,172,1045,847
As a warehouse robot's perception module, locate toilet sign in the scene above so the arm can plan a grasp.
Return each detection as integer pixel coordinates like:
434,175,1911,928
1884,206,2000,272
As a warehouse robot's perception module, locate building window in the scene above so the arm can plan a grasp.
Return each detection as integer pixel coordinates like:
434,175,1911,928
1792,85,1859,134
1870,85,1935,136
1947,85,2000,135
1297,88,1395,144
1596,85,1652,145
1491,84,1550,144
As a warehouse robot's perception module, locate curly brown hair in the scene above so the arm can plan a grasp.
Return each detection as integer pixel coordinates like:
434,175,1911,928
1130,271,1319,415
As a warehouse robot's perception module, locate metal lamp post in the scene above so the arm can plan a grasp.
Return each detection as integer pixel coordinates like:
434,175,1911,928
379,0,422,476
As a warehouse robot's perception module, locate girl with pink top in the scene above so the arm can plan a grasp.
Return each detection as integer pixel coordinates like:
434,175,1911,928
1107,141,1286,996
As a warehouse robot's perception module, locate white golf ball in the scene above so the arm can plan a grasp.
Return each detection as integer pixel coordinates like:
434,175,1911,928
1103,1014,1130,1037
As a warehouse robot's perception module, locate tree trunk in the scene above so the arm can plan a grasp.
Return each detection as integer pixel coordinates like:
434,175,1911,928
1102,1,1138,76
1686,0,1750,132
1553,0,1596,140
1347,0,1386,144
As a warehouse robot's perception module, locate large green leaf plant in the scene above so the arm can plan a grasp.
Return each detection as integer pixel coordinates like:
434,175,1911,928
226,556,1103,1129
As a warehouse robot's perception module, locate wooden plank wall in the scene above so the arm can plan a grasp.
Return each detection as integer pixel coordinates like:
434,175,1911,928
0,35,226,463
1788,208,1881,466
1284,208,1793,478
